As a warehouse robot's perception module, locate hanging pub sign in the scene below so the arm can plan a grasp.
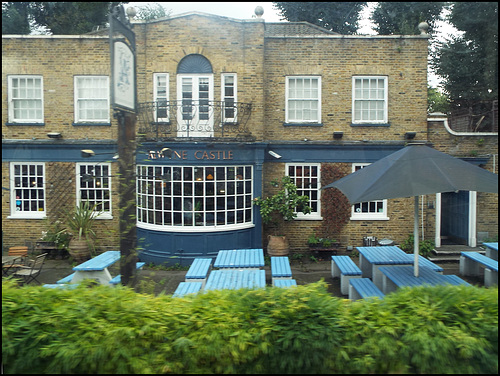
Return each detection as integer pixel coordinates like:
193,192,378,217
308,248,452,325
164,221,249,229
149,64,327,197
112,40,135,112
109,5,136,113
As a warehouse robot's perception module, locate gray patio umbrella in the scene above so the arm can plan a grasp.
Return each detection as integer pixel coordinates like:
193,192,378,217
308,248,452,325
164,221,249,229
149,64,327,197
323,143,498,277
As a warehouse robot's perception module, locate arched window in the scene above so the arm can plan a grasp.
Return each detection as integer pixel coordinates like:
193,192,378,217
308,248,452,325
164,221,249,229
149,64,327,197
177,54,213,74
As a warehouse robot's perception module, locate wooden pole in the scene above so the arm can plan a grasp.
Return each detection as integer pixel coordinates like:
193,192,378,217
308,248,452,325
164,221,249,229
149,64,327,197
117,110,137,286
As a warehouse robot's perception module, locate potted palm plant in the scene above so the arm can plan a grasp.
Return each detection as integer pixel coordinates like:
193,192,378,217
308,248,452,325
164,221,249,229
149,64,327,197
66,200,102,262
254,176,312,256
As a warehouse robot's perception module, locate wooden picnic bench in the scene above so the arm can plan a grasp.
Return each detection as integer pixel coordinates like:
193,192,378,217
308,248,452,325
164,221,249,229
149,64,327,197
482,242,498,261
349,278,385,300
331,255,362,295
172,281,203,297
460,251,498,287
43,283,79,290
214,249,264,269
185,258,212,288
271,256,292,285
204,269,266,291
378,265,470,294
273,279,297,288
108,262,146,285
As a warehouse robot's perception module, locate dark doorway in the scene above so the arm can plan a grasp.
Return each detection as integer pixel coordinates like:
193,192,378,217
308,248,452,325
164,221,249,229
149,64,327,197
441,191,469,245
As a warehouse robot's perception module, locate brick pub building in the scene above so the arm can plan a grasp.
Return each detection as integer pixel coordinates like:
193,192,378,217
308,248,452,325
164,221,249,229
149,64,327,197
2,10,497,265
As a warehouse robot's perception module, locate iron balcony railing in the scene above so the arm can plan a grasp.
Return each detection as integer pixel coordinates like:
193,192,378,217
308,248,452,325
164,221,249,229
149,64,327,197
137,100,253,140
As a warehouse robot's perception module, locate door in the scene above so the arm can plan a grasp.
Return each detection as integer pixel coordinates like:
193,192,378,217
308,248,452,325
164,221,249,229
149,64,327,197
177,75,213,137
441,191,469,245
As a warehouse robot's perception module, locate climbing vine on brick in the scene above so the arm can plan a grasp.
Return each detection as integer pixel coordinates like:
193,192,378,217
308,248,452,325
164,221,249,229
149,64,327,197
319,163,351,238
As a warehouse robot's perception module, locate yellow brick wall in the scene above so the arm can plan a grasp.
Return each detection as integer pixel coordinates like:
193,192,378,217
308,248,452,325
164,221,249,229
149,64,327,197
2,36,117,141
1,161,120,251
134,16,266,139
263,36,429,142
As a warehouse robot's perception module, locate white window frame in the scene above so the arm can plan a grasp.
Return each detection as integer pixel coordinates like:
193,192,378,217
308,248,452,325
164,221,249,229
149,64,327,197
8,75,44,124
9,162,46,219
285,76,321,123
74,76,110,123
350,163,388,220
352,76,388,124
221,73,237,123
76,163,113,219
136,165,254,232
286,163,322,220
153,73,169,122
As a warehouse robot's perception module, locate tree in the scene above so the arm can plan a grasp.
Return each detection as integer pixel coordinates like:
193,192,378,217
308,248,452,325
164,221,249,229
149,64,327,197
2,2,127,35
272,2,366,34
134,3,171,21
2,2,33,34
370,2,445,35
432,2,498,109
428,86,450,114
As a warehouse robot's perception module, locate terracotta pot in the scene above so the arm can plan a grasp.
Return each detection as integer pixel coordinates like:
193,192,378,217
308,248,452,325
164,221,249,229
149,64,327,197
267,235,290,256
68,239,91,263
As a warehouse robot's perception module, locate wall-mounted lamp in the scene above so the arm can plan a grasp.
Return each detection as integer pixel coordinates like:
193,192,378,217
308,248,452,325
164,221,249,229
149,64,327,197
81,149,119,159
268,150,282,159
405,132,417,140
333,131,343,139
47,132,62,139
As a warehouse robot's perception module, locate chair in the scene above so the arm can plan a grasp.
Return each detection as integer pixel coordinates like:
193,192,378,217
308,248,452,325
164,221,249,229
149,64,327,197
12,253,48,285
2,246,29,276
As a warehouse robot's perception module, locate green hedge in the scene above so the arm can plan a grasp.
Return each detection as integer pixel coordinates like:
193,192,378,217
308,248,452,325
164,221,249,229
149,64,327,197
2,279,497,374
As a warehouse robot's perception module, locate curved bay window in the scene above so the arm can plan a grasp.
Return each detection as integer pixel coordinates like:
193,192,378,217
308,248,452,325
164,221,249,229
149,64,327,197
137,165,254,231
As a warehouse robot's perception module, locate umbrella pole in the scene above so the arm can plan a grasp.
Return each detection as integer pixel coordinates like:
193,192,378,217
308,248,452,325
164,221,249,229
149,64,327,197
414,196,419,277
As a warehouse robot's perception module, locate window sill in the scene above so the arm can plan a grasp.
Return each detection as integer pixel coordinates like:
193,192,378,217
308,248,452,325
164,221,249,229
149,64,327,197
350,123,390,127
6,122,45,126
72,122,111,126
7,214,47,219
284,122,323,127
350,215,389,221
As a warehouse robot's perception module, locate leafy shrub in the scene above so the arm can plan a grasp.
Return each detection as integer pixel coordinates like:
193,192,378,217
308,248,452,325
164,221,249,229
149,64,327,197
400,233,435,257
2,279,497,374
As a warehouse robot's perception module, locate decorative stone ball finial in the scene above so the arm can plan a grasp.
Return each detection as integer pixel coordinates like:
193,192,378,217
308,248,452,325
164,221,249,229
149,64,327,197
418,22,429,35
255,6,264,18
126,6,137,20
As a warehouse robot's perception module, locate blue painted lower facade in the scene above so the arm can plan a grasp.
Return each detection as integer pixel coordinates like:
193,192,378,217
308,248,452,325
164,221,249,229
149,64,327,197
3,139,408,266
137,226,258,266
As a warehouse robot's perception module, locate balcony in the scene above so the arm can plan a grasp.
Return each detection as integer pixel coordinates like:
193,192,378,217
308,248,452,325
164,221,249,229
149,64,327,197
137,100,253,141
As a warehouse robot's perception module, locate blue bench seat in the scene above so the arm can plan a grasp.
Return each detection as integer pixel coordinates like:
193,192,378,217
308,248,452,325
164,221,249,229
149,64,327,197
460,252,498,287
331,256,362,295
349,278,385,300
43,283,79,289
172,282,203,297
185,258,212,288
57,272,76,284
109,262,146,285
274,279,297,288
271,256,292,285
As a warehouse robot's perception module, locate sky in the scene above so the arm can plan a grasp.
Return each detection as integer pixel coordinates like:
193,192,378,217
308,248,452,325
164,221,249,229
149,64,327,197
130,2,377,33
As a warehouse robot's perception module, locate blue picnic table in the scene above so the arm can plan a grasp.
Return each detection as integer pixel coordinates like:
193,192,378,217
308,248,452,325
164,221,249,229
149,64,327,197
378,265,470,294
356,246,413,287
71,251,121,284
214,249,264,269
204,269,266,291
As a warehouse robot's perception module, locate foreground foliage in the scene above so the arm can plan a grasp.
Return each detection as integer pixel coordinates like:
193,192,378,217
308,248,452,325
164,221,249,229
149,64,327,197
2,279,497,374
